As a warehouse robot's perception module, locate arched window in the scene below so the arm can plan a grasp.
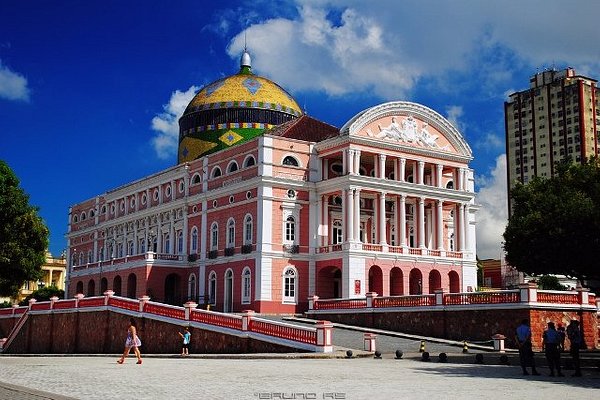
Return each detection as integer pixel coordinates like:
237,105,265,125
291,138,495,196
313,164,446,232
128,240,134,256
177,231,184,254
98,247,104,262
211,166,222,178
243,215,253,244
282,267,297,304
227,161,239,173
242,268,251,304
138,238,145,253
188,274,197,301
87,250,93,264
332,220,343,244
243,155,256,168
79,253,84,265
81,212,86,221
210,223,218,250
285,215,296,243
446,181,454,189
227,218,235,248
117,243,124,258
282,155,299,167
191,174,201,184
191,227,198,252
164,234,170,253
208,271,217,305
73,215,79,223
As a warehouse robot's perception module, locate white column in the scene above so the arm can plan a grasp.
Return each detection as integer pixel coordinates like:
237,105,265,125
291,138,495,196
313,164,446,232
353,188,361,242
399,195,406,247
346,188,354,242
458,168,465,191
379,154,386,179
347,150,354,175
182,210,188,255
393,158,399,181
399,158,406,182
393,196,399,246
463,204,470,252
436,164,443,188
341,189,347,241
379,192,387,245
342,150,348,175
418,161,425,185
323,159,329,180
354,150,361,176
418,197,425,248
436,200,444,250
457,204,465,251
316,196,323,248
323,196,329,246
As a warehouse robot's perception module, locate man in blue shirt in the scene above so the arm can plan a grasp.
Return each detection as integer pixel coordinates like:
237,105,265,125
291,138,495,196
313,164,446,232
515,319,540,376
542,322,563,377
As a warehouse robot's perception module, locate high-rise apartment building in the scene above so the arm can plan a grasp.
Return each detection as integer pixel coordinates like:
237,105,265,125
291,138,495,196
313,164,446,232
505,68,599,208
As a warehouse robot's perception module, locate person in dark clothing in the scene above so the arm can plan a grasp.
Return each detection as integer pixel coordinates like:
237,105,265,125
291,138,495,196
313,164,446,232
542,322,563,377
515,319,540,376
566,320,583,377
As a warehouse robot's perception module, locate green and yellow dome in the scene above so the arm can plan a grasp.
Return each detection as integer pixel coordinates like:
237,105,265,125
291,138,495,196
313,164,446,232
178,52,303,163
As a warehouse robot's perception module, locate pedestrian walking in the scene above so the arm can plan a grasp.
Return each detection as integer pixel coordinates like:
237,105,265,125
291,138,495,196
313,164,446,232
117,318,143,365
542,322,563,377
566,319,582,377
556,323,566,351
178,327,191,356
515,319,540,376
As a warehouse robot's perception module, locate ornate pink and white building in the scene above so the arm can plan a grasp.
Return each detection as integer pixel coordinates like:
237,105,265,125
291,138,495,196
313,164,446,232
66,52,478,314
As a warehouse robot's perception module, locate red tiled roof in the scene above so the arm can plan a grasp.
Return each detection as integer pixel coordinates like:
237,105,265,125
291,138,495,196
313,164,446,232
266,115,339,142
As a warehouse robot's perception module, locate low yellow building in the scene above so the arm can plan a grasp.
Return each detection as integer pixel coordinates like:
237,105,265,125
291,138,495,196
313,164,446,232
0,251,66,304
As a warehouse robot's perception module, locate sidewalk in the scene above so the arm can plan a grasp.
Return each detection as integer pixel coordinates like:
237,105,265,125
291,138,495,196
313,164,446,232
0,355,598,400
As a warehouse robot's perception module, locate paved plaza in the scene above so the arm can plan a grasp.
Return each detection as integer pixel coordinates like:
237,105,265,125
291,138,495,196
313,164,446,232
0,354,598,400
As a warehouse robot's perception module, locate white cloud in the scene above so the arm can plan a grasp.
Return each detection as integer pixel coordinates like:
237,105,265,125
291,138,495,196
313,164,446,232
475,154,508,259
225,1,600,100
476,132,504,151
0,60,30,102
151,86,199,160
445,106,464,131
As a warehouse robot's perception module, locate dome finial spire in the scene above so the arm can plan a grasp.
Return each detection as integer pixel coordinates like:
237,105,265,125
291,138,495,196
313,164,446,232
240,32,252,74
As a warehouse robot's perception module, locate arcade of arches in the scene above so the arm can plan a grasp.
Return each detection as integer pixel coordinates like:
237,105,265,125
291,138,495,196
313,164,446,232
316,264,460,298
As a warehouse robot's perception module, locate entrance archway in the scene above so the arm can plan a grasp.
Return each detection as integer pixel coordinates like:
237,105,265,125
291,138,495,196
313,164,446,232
368,265,383,295
87,280,95,296
449,271,460,293
317,266,342,299
428,270,442,293
164,273,181,305
113,275,122,296
390,267,404,295
127,273,137,299
409,268,423,295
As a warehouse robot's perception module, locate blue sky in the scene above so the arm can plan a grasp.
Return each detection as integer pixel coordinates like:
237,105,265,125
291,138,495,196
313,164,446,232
1,0,599,259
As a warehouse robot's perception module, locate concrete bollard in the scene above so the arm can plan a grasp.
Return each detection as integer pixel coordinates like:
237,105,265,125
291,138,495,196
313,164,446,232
492,334,506,353
363,333,377,352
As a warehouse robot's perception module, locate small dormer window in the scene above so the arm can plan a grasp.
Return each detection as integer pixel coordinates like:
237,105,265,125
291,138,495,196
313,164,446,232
282,156,299,167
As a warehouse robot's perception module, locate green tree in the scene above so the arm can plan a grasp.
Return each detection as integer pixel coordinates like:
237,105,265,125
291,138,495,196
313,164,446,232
0,160,49,297
18,285,64,306
535,275,567,291
503,157,600,283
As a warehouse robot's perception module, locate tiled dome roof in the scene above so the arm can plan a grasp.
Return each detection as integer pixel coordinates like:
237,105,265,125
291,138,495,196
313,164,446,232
177,52,303,163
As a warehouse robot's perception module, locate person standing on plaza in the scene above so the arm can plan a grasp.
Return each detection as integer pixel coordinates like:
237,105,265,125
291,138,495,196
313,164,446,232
566,319,582,377
515,319,540,376
117,318,143,365
178,327,191,356
557,323,566,351
542,322,563,377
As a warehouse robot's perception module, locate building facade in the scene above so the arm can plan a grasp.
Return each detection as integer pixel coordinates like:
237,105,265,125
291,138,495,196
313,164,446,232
0,251,66,304
66,53,478,314
505,68,600,209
